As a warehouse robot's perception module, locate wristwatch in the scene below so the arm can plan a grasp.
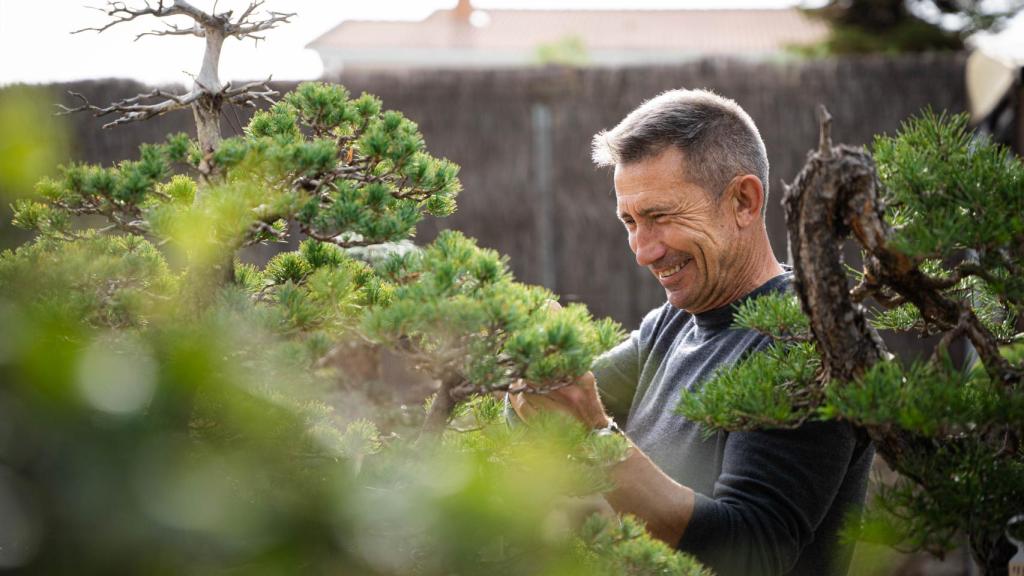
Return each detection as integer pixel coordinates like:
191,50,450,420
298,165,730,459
592,417,624,437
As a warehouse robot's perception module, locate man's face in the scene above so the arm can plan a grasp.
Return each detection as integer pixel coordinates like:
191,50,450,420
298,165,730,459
614,147,738,313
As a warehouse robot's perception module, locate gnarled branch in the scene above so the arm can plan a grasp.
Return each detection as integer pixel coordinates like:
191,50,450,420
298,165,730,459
135,20,204,40
74,0,177,35
58,89,199,128
223,77,277,107
784,118,885,384
75,0,294,43
57,77,276,130
784,105,1022,489
785,106,935,478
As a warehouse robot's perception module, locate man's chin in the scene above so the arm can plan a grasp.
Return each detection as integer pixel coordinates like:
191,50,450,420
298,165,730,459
665,289,693,311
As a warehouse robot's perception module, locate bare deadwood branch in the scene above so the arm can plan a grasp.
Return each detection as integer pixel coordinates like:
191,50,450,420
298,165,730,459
816,104,833,158
58,72,280,130
236,0,261,23
136,20,204,40
229,9,295,40
72,0,217,34
223,77,278,107
73,0,169,34
57,89,198,128
73,0,294,43
931,311,970,365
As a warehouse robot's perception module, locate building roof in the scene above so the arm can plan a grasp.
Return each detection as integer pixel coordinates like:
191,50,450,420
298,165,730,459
308,6,829,60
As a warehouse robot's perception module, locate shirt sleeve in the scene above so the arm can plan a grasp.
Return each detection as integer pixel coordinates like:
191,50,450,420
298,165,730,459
676,420,865,576
591,330,642,424
591,304,667,424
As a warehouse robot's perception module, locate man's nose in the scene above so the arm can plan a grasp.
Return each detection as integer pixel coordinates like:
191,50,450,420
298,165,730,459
633,225,666,267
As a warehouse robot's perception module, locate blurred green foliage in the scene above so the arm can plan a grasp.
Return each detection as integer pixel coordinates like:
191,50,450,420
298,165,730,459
793,0,1022,55
535,35,590,67
0,86,70,250
0,86,70,200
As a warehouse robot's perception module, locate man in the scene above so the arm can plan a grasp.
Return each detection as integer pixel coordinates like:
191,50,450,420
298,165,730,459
510,89,873,576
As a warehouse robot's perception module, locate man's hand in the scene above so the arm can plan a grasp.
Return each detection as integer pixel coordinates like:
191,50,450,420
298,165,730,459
508,301,694,547
509,370,610,429
508,300,611,429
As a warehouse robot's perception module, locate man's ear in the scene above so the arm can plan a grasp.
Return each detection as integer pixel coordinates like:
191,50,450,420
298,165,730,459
727,175,764,229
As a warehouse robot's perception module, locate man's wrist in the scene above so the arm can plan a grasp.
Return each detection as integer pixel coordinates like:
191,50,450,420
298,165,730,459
590,417,623,437
585,412,611,429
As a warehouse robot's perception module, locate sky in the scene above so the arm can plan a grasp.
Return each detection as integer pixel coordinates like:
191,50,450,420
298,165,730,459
1,0,1022,87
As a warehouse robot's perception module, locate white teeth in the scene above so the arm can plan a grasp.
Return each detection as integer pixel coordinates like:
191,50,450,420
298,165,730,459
657,262,685,278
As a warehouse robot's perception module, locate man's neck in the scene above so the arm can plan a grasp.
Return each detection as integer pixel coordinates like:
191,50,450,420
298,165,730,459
693,231,783,314
735,230,785,298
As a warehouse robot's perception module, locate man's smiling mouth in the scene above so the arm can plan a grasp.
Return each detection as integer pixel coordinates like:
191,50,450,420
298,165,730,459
655,259,691,279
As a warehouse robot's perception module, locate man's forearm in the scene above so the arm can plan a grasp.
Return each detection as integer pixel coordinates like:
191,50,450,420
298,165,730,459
509,374,696,545
604,440,695,546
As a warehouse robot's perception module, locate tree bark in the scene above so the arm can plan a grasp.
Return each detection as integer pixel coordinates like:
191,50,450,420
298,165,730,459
192,93,222,184
784,106,1019,573
419,374,462,438
783,107,887,383
192,26,225,188
784,108,940,471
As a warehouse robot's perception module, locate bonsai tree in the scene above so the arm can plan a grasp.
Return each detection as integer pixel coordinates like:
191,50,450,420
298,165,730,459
62,0,290,179
364,229,622,434
0,2,709,573
680,107,1024,574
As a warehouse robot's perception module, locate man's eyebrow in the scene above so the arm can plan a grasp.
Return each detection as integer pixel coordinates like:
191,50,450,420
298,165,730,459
618,204,675,219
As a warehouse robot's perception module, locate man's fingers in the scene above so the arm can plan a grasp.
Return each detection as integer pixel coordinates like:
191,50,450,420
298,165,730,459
510,390,559,420
513,394,545,421
530,393,572,416
578,371,596,390
511,389,579,423
545,299,562,313
509,390,528,420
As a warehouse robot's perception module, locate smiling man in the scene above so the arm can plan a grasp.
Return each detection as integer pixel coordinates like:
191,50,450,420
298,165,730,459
510,90,873,576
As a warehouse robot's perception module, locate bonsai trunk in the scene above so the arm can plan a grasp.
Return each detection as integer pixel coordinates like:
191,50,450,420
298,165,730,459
192,26,225,187
420,374,463,437
785,107,1015,573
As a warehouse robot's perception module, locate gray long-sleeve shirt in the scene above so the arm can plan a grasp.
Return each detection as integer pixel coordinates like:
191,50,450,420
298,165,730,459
592,272,873,576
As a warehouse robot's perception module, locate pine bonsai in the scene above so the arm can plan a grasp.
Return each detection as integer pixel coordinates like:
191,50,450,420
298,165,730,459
61,0,290,179
680,107,1024,574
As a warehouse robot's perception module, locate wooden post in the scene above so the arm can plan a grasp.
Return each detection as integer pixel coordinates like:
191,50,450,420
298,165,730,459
532,102,556,292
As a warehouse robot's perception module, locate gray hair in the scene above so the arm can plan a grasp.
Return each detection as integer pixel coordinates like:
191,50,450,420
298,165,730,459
592,89,770,216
